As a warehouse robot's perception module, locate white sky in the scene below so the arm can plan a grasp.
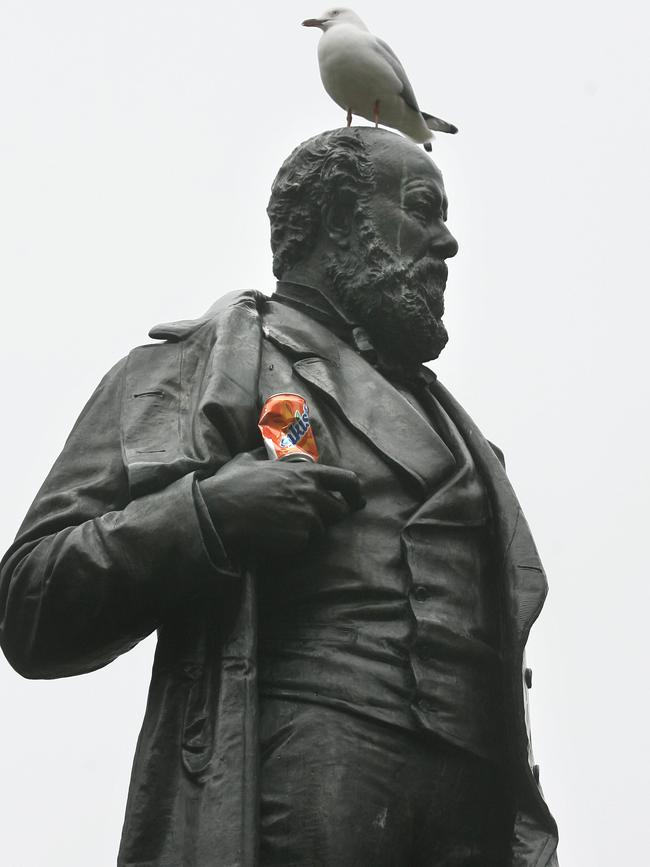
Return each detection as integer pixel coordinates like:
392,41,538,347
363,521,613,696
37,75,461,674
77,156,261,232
1,1,648,864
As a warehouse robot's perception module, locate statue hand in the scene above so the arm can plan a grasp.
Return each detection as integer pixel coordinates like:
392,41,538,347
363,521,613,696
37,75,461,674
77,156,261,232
198,452,365,554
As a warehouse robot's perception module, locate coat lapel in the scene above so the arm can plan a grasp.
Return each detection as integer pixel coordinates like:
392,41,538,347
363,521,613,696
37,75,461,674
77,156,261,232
428,377,549,643
430,378,559,865
263,301,456,492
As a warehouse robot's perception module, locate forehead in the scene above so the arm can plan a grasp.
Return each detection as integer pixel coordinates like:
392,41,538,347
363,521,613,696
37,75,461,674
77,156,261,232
367,138,445,200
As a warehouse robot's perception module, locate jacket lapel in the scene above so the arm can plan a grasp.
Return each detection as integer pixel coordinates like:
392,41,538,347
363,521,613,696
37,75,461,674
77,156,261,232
263,301,456,491
428,377,549,642
430,378,559,864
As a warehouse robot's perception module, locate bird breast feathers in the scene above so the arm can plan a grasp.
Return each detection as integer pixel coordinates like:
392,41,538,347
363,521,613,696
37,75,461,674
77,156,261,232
318,27,403,97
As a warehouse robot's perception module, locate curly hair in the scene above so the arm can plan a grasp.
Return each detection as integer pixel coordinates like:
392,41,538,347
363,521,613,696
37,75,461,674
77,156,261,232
267,128,378,279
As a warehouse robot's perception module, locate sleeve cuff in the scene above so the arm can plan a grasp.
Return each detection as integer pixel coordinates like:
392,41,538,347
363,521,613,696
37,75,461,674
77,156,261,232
191,475,240,580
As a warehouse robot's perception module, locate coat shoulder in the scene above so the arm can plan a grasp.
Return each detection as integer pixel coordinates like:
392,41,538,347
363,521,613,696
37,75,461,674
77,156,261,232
147,289,270,343
487,440,506,469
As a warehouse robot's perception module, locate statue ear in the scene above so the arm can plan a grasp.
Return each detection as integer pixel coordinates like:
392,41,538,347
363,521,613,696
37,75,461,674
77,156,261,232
324,195,355,248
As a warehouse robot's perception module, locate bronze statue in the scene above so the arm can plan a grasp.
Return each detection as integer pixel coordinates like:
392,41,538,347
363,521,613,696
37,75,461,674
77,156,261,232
0,127,558,866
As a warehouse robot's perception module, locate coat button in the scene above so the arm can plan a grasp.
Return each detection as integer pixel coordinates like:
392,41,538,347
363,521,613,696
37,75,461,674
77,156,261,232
412,585,429,602
525,668,533,689
533,764,540,784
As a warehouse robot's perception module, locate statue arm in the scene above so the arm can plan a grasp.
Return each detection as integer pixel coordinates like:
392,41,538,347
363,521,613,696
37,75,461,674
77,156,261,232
0,359,236,680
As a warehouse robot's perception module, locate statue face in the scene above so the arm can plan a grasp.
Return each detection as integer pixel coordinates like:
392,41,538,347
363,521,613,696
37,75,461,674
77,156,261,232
327,137,459,366
366,139,458,271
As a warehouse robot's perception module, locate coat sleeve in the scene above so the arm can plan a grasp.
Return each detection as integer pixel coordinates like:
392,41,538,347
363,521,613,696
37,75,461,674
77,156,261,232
0,358,237,680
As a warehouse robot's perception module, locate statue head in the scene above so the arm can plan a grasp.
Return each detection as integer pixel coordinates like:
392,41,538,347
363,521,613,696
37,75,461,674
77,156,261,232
267,127,458,364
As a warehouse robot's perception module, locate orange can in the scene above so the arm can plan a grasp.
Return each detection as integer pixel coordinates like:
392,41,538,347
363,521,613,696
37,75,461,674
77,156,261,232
258,393,319,463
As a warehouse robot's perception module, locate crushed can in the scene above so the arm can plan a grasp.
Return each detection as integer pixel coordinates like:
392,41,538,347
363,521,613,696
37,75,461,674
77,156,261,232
258,393,319,463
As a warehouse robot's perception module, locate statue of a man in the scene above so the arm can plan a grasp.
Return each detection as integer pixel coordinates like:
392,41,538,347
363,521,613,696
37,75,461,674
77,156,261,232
0,128,558,866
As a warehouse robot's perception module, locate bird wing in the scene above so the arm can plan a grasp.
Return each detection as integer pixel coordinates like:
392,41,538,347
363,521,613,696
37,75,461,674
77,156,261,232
373,37,422,113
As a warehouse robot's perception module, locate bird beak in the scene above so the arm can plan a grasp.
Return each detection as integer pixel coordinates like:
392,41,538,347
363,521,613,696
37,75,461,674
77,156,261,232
302,18,324,28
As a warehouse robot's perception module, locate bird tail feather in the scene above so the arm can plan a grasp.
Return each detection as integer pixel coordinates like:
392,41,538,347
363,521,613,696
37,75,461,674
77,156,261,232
422,112,458,135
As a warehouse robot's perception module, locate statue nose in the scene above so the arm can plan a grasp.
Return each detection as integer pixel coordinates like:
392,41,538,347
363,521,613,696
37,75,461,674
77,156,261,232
433,227,458,260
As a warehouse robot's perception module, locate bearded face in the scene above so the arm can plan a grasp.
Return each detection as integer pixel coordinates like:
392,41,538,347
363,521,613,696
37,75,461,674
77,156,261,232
327,228,450,367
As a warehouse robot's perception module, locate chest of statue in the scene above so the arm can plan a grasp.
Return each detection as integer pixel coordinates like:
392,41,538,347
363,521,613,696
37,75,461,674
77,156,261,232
256,339,501,759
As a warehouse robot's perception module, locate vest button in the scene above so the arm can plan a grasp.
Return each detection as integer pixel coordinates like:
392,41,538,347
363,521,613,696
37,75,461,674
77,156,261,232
525,667,533,689
412,585,429,602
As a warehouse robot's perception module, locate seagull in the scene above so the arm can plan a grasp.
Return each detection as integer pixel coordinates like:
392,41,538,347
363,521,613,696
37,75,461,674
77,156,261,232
302,8,457,152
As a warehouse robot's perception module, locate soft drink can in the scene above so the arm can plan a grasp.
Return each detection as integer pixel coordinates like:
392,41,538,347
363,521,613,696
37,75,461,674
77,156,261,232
258,393,319,463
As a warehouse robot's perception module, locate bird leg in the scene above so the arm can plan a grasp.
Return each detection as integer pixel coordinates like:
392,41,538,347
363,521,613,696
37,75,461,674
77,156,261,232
373,99,380,127
347,108,352,127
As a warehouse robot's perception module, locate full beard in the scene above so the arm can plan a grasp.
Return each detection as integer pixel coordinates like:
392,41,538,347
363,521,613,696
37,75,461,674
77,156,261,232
327,236,450,368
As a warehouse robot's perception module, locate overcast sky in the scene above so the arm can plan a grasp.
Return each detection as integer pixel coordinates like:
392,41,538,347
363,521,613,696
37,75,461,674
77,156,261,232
1,1,648,864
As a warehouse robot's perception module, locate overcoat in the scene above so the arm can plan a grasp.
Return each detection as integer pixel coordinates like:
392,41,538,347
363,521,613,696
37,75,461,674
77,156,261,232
0,291,559,866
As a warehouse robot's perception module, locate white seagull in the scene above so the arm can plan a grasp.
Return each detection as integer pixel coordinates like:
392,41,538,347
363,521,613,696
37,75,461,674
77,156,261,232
302,8,457,152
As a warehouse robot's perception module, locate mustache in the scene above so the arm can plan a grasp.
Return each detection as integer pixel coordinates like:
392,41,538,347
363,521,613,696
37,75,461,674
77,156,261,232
365,252,448,290
407,257,448,286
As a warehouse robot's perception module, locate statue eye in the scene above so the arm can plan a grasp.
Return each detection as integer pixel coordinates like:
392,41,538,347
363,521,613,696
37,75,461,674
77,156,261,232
408,198,433,221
